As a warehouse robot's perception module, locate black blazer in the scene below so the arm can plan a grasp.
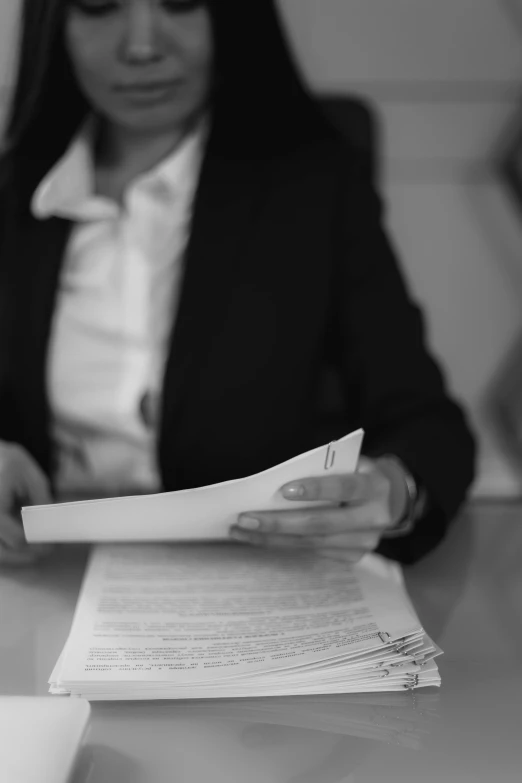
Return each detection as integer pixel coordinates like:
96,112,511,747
0,128,475,564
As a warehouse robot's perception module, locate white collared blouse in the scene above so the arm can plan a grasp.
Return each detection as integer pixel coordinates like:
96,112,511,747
31,124,205,499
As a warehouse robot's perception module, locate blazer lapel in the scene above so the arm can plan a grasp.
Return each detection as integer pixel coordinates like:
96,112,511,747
10,212,72,473
159,147,266,483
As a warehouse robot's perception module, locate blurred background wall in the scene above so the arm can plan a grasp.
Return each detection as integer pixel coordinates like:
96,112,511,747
2,0,522,497
0,0,18,124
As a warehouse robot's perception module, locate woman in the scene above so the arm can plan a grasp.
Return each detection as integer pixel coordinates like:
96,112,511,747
0,0,475,566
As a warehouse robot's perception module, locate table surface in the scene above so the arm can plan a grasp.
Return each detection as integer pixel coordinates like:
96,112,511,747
1,502,521,783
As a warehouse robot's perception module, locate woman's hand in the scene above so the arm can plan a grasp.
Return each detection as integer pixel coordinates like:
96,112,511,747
229,456,409,564
0,441,54,566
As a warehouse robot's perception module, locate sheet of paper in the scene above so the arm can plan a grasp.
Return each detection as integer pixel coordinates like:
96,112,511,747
23,430,363,543
52,543,424,697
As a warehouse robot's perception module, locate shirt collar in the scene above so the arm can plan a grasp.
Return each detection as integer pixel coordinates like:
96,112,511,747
143,124,204,193
31,118,108,221
31,117,207,222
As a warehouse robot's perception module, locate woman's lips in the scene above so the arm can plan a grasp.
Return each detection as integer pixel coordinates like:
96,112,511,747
114,81,180,102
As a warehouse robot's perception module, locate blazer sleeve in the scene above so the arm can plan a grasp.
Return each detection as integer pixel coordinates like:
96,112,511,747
332,157,476,564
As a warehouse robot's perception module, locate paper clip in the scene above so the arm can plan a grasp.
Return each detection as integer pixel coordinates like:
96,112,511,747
324,442,336,470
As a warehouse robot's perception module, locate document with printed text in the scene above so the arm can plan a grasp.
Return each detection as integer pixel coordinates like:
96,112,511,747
50,543,442,700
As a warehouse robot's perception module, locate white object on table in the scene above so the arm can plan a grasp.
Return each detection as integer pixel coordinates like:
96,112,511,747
0,697,91,783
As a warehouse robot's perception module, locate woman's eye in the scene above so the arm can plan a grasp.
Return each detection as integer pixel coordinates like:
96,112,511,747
69,0,120,16
161,0,204,14
68,0,203,18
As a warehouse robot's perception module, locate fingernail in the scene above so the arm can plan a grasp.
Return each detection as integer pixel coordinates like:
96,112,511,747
236,516,261,531
282,484,306,499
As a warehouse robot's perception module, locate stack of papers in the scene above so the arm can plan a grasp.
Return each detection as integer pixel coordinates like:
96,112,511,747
50,543,442,700
24,429,441,701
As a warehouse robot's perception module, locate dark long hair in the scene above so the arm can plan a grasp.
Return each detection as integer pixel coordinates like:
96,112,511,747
2,0,330,182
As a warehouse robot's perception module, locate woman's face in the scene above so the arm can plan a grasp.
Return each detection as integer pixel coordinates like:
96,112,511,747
65,0,213,135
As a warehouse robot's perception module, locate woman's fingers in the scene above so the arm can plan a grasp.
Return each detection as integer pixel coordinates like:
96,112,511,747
0,442,52,507
0,510,52,565
234,501,390,537
280,473,375,504
0,542,50,567
230,527,381,552
23,454,53,506
0,512,26,549
0,442,54,564
231,462,400,556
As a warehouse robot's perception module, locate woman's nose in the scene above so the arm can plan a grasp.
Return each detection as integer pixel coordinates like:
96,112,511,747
120,1,162,64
